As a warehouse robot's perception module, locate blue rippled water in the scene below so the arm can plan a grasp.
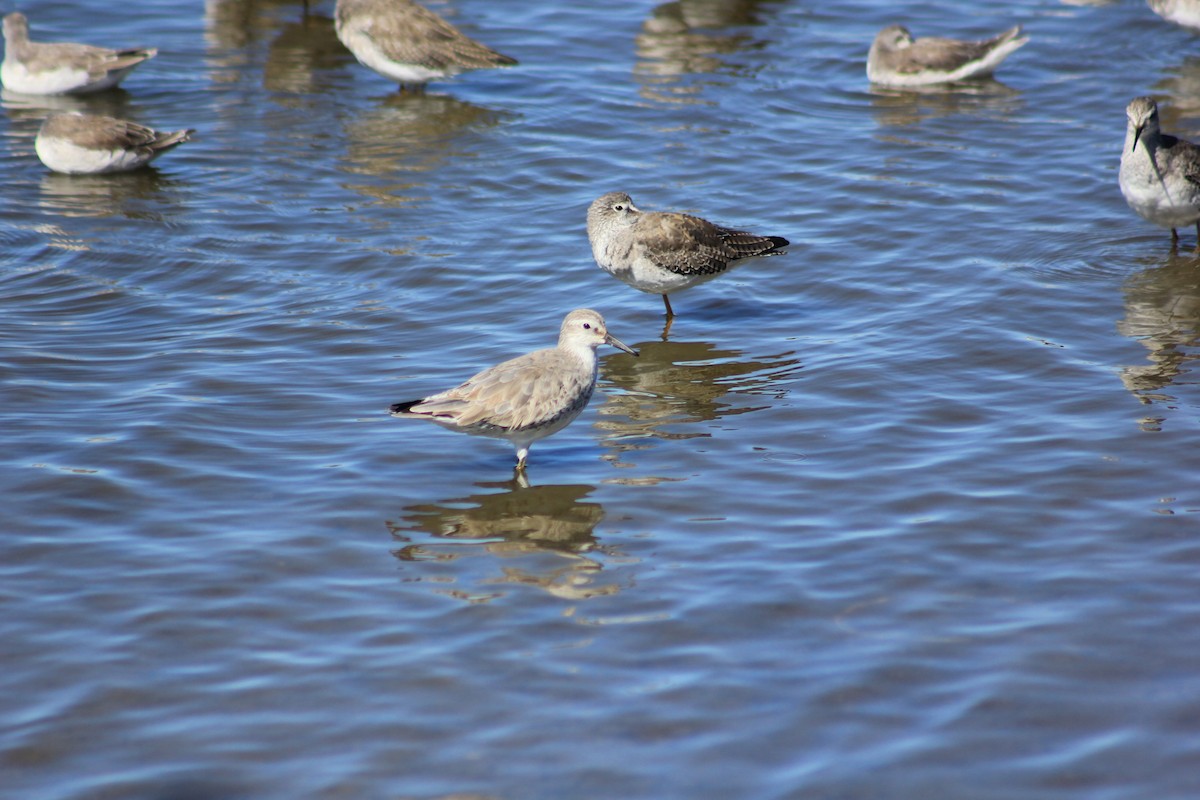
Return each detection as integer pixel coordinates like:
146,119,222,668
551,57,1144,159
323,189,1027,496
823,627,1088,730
3,0,1200,798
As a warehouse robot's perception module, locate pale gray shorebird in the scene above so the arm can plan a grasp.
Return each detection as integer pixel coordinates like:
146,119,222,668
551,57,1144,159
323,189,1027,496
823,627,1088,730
1119,96,1200,246
1148,0,1200,30
866,23,1029,87
586,191,789,318
334,0,517,91
389,309,638,470
35,113,192,175
1,12,157,95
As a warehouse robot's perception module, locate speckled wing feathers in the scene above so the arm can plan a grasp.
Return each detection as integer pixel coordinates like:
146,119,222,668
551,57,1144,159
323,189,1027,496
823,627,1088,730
1159,135,1200,184
636,212,787,277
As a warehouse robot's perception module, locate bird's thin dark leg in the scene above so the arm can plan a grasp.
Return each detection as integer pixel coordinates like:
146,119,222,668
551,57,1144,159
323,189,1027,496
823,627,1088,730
662,294,674,318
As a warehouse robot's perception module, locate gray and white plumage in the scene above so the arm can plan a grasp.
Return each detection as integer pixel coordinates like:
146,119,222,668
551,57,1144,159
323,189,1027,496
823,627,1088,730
389,309,638,470
1,12,157,95
866,23,1029,87
1148,0,1200,30
586,191,789,317
35,113,192,175
1119,96,1200,244
334,0,517,89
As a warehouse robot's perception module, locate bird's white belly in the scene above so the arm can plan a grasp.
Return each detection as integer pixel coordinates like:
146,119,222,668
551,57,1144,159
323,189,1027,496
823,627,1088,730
1,60,92,95
340,30,446,83
35,135,147,174
599,252,718,295
1120,161,1200,228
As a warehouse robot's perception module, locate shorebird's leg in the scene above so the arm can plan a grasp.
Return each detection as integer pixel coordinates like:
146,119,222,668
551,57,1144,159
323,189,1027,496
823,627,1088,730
662,294,674,318
513,469,530,490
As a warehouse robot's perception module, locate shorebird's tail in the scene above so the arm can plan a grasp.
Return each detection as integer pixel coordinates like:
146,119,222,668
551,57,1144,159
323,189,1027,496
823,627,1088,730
977,25,1029,75
152,129,194,153
389,400,422,416
111,47,158,68
721,231,790,258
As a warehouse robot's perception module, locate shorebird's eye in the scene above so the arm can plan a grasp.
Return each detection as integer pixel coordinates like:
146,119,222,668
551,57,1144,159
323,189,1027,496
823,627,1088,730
613,204,624,211
582,323,592,330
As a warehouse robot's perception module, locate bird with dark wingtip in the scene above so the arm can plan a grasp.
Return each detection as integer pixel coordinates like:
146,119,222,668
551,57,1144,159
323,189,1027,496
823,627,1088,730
334,0,517,91
586,191,789,318
1,11,158,95
866,23,1028,87
389,309,638,471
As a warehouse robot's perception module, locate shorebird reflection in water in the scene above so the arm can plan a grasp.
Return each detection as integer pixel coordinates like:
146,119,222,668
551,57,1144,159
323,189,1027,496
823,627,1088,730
387,478,618,600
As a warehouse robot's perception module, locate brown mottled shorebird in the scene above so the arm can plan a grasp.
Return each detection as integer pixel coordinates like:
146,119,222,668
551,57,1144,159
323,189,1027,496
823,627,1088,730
866,23,1028,87
1,12,157,95
334,0,517,91
586,191,789,318
389,309,638,470
35,113,193,175
1119,96,1200,246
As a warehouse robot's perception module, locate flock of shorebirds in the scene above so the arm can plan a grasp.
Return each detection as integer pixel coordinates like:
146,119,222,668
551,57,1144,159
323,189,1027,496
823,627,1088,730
7,0,1200,472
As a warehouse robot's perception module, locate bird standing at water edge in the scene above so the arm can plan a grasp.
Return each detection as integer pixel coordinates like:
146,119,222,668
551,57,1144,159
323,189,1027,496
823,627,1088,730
389,309,638,471
1,12,157,95
586,191,789,319
334,0,517,91
1119,96,1200,248
866,23,1028,87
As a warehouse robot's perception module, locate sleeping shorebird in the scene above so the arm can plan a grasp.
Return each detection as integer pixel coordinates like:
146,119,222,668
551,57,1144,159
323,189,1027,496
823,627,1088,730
586,191,788,318
35,113,192,175
1,12,157,95
334,0,517,91
866,23,1029,87
389,309,638,471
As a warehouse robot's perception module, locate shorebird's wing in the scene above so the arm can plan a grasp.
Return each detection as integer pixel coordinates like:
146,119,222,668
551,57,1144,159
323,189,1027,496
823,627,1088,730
896,26,1023,75
350,2,514,71
638,212,738,276
45,114,190,153
404,350,584,431
25,42,156,81
901,36,998,72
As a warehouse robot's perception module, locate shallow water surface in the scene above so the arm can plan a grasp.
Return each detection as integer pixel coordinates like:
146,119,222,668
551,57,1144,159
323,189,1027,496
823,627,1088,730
3,0,1200,798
